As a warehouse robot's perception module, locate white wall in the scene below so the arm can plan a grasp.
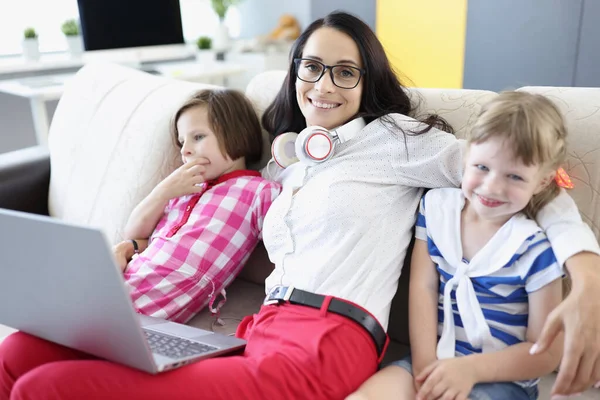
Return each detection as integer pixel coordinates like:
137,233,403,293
237,0,311,38
236,0,376,39
310,0,375,31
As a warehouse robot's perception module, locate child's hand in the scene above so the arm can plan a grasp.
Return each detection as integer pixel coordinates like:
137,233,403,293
113,240,134,272
415,357,477,400
412,358,437,393
154,158,210,200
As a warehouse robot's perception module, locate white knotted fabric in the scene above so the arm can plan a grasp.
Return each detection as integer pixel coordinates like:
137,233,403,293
422,189,542,359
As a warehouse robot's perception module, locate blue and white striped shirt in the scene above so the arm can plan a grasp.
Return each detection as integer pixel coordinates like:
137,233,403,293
416,188,563,387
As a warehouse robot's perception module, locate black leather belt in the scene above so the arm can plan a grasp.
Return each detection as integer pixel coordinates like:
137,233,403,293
264,286,389,360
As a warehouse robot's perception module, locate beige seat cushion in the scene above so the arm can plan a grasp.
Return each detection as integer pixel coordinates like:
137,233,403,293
186,279,266,335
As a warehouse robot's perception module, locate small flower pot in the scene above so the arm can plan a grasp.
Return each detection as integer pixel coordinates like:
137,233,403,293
66,35,84,58
22,38,40,62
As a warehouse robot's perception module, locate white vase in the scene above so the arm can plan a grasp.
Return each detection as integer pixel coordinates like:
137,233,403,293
66,35,84,58
196,49,216,65
22,38,40,62
212,22,230,52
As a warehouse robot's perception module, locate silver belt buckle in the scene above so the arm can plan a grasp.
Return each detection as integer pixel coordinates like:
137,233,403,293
263,285,295,306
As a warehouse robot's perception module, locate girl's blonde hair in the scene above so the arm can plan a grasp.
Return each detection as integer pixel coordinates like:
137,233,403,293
468,91,568,219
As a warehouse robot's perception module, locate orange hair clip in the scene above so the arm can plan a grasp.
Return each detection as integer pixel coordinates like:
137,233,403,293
555,167,574,189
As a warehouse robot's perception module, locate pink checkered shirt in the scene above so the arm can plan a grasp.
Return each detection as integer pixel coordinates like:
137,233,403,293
123,170,281,323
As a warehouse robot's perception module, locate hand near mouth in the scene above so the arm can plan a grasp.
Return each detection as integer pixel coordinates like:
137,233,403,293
155,158,210,200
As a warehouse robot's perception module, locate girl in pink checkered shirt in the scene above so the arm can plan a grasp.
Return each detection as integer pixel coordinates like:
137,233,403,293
111,89,281,324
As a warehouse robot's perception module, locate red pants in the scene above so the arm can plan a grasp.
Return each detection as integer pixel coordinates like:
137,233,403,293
0,300,379,400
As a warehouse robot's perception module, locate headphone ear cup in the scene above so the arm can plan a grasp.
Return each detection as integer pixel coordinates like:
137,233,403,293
295,126,336,165
271,132,300,168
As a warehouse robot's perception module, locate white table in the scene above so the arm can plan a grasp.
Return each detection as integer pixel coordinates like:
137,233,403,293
0,74,70,147
0,61,247,147
0,44,193,76
151,60,247,87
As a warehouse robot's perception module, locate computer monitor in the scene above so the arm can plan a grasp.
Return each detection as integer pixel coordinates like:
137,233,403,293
77,0,185,51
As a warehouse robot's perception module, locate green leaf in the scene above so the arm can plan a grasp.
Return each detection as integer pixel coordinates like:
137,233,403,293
196,36,212,50
61,19,79,36
24,27,37,39
210,0,243,20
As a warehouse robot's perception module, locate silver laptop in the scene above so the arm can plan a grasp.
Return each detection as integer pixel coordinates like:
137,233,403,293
0,208,246,374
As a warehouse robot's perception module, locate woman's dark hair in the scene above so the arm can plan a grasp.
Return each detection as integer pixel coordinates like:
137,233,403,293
171,89,263,164
262,11,451,139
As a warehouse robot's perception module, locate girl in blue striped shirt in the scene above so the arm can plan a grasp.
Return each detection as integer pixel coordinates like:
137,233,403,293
349,91,568,400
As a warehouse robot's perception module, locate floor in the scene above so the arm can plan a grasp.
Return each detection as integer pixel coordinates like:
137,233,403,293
0,324,598,398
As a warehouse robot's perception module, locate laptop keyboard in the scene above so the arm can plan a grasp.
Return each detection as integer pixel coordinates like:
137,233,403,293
143,329,218,359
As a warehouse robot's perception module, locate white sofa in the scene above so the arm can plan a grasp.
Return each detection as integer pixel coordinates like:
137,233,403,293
0,63,599,397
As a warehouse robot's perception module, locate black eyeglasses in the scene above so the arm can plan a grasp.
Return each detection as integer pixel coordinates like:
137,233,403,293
293,58,365,89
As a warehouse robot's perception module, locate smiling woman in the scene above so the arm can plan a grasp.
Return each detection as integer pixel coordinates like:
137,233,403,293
262,12,435,140
293,27,364,130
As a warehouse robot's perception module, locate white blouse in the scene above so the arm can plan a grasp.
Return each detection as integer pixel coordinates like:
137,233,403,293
261,114,600,329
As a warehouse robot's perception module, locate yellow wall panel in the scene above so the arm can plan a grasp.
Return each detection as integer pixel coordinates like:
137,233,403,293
376,0,467,88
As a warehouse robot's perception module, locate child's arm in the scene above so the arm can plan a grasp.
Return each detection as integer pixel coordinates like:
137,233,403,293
455,278,564,382
113,239,149,271
409,238,440,376
416,278,564,399
123,159,208,239
123,191,171,240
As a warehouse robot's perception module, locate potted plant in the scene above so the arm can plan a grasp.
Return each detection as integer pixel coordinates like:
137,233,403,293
61,19,83,58
210,0,242,52
22,27,40,62
195,36,215,64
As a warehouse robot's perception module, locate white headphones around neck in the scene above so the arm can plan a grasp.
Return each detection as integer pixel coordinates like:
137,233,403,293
271,118,366,168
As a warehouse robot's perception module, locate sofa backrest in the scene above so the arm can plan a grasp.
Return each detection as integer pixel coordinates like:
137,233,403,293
516,87,600,240
47,63,211,244
246,72,600,242
246,72,600,345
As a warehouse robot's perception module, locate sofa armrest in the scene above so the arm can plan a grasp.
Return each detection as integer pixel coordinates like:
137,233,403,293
0,146,50,215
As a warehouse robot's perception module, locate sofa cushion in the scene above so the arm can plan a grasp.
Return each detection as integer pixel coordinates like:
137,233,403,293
186,278,266,335
245,70,287,118
517,87,600,241
407,88,498,138
244,70,288,170
47,63,210,244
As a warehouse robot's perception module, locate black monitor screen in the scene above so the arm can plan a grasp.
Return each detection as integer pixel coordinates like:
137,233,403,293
77,0,184,51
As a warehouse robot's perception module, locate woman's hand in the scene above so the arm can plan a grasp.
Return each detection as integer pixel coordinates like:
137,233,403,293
113,240,135,272
153,158,209,200
532,252,600,397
